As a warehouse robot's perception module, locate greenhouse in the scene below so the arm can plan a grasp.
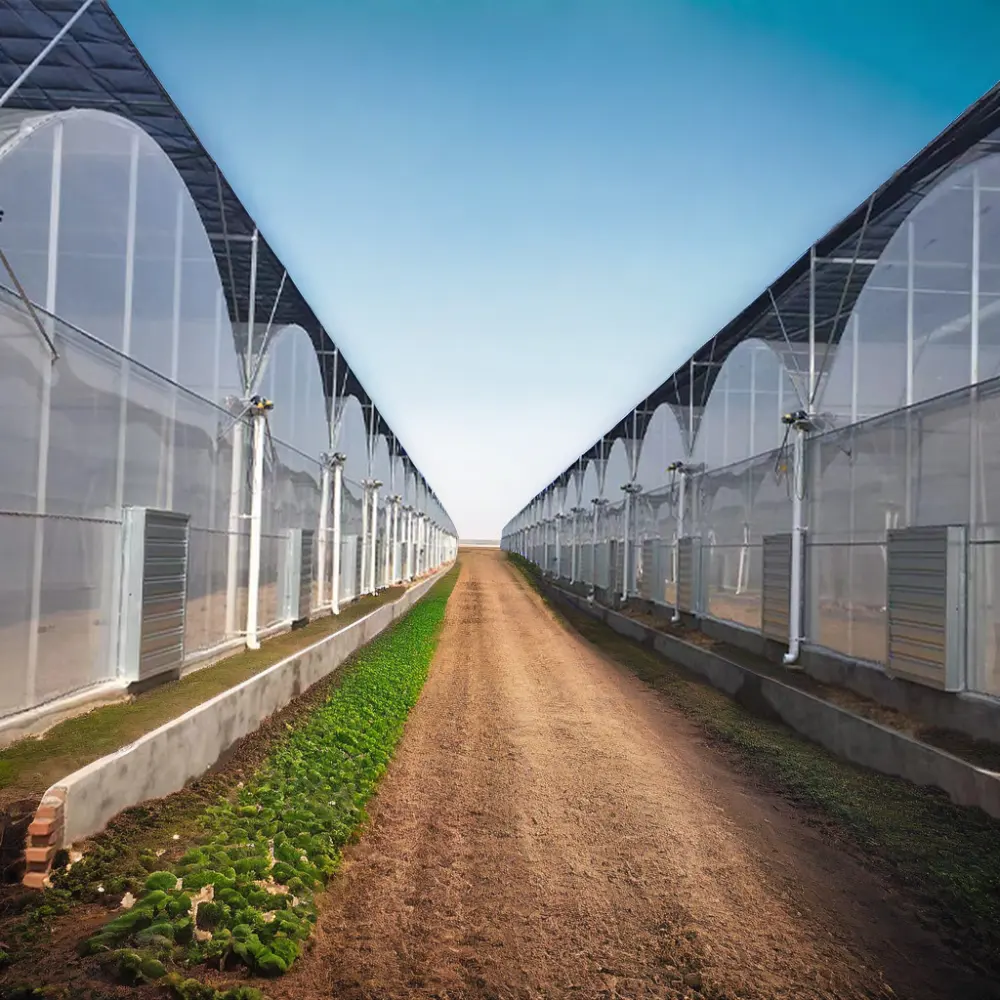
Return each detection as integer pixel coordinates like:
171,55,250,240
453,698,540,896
504,82,1000,703
0,1,456,724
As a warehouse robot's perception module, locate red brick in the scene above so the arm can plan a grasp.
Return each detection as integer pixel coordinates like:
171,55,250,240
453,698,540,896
33,803,60,821
22,871,48,890
24,846,55,865
28,817,58,838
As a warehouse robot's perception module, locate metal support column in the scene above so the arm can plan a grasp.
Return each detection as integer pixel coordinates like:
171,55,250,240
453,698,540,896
331,454,344,614
369,481,381,593
317,458,332,608
245,398,272,650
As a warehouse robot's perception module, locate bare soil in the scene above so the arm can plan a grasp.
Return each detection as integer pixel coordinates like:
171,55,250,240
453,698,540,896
263,550,987,1000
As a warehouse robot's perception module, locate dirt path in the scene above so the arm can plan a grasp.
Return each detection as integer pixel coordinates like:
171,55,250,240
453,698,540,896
273,550,984,1000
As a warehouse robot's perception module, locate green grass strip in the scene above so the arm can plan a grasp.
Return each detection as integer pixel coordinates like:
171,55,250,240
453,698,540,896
508,554,1000,972
81,570,457,988
0,588,405,809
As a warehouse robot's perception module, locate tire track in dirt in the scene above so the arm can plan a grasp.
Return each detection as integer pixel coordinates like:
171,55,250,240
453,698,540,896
269,550,986,1000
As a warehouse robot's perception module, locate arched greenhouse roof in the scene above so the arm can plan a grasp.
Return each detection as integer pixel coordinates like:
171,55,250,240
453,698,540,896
0,0,441,495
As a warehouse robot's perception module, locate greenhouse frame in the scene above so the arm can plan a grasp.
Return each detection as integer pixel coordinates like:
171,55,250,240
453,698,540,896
503,81,1000,704
0,0,456,726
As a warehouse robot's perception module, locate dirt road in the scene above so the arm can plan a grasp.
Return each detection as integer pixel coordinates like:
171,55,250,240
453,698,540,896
274,550,982,1000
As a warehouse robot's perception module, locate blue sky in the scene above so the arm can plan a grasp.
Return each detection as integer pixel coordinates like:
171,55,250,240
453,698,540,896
113,0,1000,538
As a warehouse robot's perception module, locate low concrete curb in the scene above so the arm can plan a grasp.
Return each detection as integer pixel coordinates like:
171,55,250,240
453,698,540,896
27,569,450,881
546,582,1000,821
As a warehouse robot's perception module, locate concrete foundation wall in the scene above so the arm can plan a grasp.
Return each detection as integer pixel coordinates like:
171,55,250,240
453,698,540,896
50,570,449,847
547,582,1000,821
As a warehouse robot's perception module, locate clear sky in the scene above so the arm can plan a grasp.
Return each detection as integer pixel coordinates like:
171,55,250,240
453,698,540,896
112,0,1000,539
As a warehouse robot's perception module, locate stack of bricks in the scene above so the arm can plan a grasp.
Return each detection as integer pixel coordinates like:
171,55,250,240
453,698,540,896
22,792,65,889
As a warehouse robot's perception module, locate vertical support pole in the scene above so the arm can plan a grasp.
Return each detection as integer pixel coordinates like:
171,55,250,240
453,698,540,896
621,489,631,602
555,514,562,579
591,500,599,589
571,510,579,583
382,496,392,588
360,482,370,595
722,367,730,466
368,484,380,593
245,406,266,650
970,167,982,542
783,423,806,665
850,313,859,424
688,357,695,453
317,460,331,608
165,188,184,510
329,457,344,613
672,471,686,624
904,220,915,526
748,346,757,457
847,423,856,656
114,131,141,511
906,221,915,407
403,507,412,580
225,417,245,637
390,499,399,582
971,167,981,388
808,244,817,412
25,120,63,705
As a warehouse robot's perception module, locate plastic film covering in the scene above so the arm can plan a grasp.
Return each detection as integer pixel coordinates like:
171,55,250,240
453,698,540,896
0,102,455,719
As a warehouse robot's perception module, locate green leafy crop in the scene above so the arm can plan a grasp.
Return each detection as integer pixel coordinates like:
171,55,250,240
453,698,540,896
83,572,457,980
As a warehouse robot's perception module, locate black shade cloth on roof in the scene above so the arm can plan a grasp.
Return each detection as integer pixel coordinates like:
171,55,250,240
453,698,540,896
0,0,448,498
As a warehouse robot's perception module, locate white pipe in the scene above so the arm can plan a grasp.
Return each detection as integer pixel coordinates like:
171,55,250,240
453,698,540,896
672,472,686,623
383,499,392,587
331,458,343,614
317,462,331,608
360,484,370,595
404,508,413,580
369,485,380,592
621,490,631,602
591,502,599,590
555,515,562,579
245,410,266,650
225,418,245,637
783,425,806,665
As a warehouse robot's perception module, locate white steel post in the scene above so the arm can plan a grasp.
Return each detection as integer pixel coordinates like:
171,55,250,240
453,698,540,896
672,466,687,623
784,421,807,666
360,482,370,595
369,482,381,593
621,485,636,603
164,189,184,510
25,120,63,704
404,507,413,580
382,496,392,588
555,514,562,579
225,417,245,636
591,499,600,589
392,500,400,581
245,399,271,650
317,459,331,608
114,132,140,512
331,454,344,614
